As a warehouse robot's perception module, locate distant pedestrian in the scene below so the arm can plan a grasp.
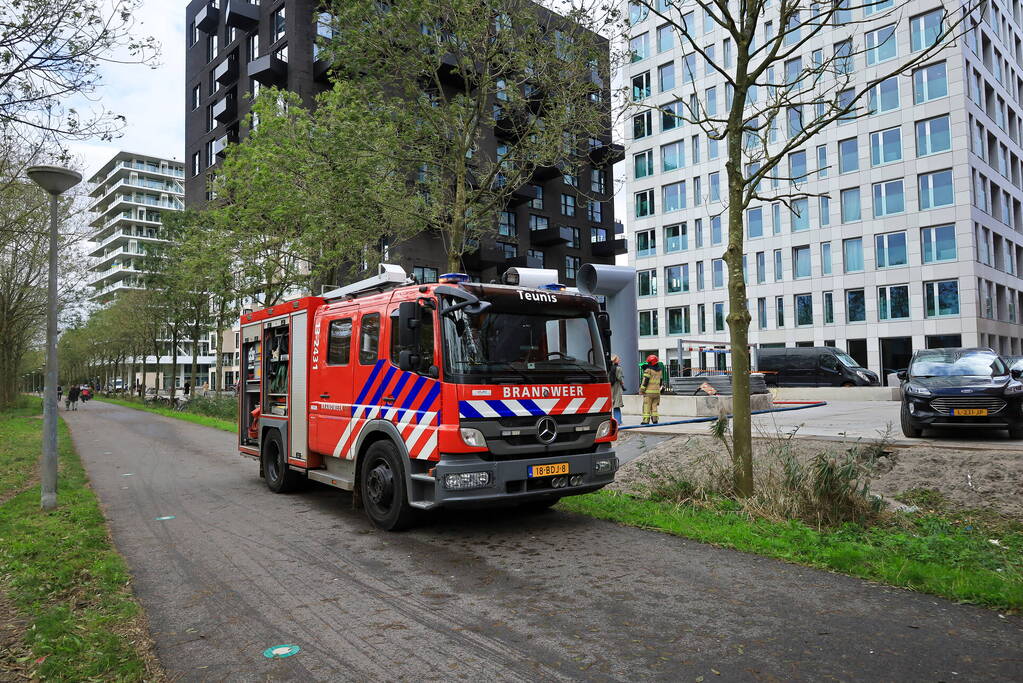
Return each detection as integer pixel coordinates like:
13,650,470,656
66,385,80,411
201,381,209,397
57,385,63,402
80,386,90,403
639,354,666,425
183,381,191,396
610,354,624,425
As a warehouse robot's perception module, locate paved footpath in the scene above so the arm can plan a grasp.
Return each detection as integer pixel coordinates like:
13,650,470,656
65,401,1021,681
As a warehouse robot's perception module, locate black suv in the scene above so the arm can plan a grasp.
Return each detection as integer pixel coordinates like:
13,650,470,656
899,348,1023,439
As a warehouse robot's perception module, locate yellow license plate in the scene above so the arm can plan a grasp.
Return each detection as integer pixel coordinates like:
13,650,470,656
529,462,569,478
953,408,988,416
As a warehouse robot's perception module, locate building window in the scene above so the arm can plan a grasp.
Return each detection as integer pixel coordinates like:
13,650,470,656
498,210,516,236
633,111,652,138
528,215,548,231
843,237,864,272
206,104,214,133
629,32,650,62
823,291,834,324
775,297,785,327
664,223,686,252
865,24,897,65
413,266,438,283
916,115,951,156
840,187,860,223
870,127,901,166
206,34,218,63
790,198,809,231
527,248,544,266
838,137,858,173
661,100,683,130
668,306,691,334
875,231,907,268
565,256,580,280
821,242,832,275
635,229,656,257
755,251,766,283
274,44,288,63
631,71,651,101
591,227,607,242
657,23,673,53
747,206,763,238
872,179,905,217
560,193,576,216
191,84,201,110
910,8,943,52
527,184,543,209
658,61,675,91
661,140,684,171
819,196,830,226
793,245,811,278
588,200,602,222
913,62,947,103
663,181,685,213
191,152,201,177
565,227,581,249
757,298,767,329
924,280,959,317
590,169,605,193
634,150,653,178
696,302,706,332
878,285,910,320
773,249,783,281
637,269,657,296
846,289,866,323
713,302,725,332
919,170,953,209
868,77,899,113
639,310,658,336
273,6,287,42
921,224,956,263
795,294,813,326
189,21,198,47
665,265,682,293
247,33,260,62
708,172,720,203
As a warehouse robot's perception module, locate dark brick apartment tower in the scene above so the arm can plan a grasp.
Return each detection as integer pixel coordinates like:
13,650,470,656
184,0,625,286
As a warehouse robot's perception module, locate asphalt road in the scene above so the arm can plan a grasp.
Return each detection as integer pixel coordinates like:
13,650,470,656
66,401,1022,681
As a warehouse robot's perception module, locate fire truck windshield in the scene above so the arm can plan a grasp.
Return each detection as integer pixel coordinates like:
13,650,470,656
441,293,607,384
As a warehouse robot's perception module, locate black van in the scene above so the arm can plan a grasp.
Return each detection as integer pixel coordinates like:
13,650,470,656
756,347,880,387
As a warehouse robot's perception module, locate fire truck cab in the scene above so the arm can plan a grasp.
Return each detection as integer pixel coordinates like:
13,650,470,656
239,265,619,530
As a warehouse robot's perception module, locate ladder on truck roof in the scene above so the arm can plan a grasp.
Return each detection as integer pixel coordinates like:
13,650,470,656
321,263,410,302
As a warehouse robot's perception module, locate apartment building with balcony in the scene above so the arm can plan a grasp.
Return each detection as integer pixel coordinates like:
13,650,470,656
184,0,624,288
623,0,1023,380
87,152,186,303
87,151,216,390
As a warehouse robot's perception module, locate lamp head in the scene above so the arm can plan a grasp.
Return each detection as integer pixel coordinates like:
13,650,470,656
26,165,82,195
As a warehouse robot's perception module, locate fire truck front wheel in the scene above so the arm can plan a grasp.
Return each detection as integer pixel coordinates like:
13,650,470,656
360,440,419,531
262,429,300,493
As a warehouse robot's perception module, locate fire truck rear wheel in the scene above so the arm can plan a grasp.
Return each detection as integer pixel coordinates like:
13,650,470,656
360,440,418,531
262,430,300,493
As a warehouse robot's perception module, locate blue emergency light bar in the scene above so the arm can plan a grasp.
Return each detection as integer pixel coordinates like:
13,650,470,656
541,283,566,291
439,273,470,284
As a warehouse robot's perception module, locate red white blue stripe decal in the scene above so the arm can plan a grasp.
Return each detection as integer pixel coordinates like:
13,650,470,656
458,396,609,418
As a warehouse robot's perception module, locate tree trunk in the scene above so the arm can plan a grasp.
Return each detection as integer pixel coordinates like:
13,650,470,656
448,161,467,272
191,318,200,396
169,329,178,400
724,120,754,498
214,301,226,393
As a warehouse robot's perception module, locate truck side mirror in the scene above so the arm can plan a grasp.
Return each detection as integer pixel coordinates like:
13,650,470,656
896,370,907,381
1012,368,1022,380
398,349,420,372
397,301,420,350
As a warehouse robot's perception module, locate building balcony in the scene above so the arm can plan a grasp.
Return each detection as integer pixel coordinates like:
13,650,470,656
437,53,468,87
195,2,219,33
224,0,259,29
247,54,287,86
213,134,231,159
508,184,536,207
591,238,627,258
505,254,544,269
529,163,561,183
530,225,573,247
214,52,238,85
588,141,625,166
462,240,509,269
212,92,236,122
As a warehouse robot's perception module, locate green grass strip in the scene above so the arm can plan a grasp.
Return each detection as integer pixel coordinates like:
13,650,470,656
96,396,235,433
559,491,1023,610
0,397,153,680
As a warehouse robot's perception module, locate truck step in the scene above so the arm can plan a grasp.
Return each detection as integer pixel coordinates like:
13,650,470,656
410,473,436,483
410,501,437,510
307,469,354,491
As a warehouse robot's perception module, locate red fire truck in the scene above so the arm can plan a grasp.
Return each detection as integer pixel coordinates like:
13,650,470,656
238,265,619,530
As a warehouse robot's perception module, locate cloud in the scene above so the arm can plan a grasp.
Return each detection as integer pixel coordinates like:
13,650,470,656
67,2,186,179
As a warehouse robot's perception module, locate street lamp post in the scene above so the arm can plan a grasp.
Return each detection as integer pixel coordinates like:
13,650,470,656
27,165,82,511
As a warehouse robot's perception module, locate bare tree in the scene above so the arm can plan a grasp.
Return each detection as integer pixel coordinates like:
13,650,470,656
625,0,981,496
0,0,158,142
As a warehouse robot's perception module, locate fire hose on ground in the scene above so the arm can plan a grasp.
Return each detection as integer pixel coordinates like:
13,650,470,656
618,400,828,430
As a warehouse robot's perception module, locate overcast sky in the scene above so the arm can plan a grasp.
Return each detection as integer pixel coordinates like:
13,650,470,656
69,2,185,180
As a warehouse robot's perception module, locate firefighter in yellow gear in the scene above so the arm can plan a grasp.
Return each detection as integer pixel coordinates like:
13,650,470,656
640,354,665,425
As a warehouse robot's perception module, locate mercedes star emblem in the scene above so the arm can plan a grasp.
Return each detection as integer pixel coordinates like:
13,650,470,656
536,417,558,444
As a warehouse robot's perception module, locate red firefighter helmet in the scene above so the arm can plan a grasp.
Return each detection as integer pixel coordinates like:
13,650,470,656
646,354,659,365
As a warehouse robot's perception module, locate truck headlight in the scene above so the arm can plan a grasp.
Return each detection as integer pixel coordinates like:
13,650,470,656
595,420,614,439
904,383,932,397
443,472,492,490
594,457,616,474
460,428,487,448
